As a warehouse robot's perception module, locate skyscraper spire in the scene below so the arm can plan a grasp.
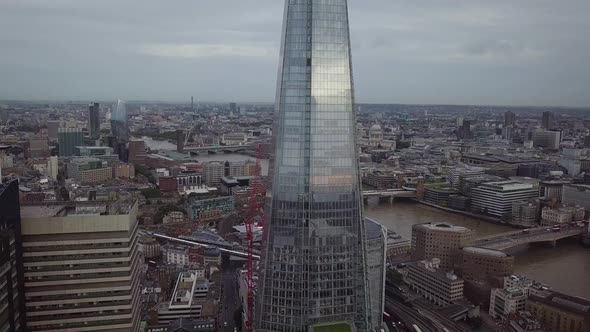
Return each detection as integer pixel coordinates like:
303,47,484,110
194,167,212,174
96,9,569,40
256,0,372,330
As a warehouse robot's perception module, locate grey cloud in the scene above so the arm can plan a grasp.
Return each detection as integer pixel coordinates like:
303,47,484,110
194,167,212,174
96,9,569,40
1,0,589,106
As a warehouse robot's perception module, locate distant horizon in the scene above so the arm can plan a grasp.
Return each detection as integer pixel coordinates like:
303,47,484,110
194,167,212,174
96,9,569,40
1,98,588,110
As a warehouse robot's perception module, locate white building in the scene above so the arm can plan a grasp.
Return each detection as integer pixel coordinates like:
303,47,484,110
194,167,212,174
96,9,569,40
406,258,464,307
157,271,208,324
166,246,190,266
541,205,585,225
489,287,528,319
471,181,539,218
46,156,58,180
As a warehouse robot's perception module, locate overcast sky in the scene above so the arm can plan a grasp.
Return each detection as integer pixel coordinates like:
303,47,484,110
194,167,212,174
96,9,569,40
1,0,589,107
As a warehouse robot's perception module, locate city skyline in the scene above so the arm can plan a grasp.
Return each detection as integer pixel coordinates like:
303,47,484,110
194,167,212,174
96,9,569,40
1,1,590,107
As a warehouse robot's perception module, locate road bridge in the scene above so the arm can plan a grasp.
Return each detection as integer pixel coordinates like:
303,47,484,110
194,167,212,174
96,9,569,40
183,145,249,154
472,224,586,251
362,189,416,203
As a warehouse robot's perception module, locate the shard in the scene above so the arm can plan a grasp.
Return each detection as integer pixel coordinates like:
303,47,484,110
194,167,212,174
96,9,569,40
256,0,372,331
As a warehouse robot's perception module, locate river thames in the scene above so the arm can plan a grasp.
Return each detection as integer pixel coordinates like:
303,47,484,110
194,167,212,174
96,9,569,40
142,140,589,299
365,200,590,299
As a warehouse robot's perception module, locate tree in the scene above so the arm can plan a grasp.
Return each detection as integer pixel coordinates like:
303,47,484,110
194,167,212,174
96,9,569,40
141,188,162,199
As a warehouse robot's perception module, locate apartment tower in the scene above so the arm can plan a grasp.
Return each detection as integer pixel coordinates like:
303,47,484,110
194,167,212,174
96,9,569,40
256,0,372,330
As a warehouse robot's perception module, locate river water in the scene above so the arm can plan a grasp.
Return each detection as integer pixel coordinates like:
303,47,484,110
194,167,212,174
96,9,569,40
365,200,590,299
139,137,270,175
140,139,589,299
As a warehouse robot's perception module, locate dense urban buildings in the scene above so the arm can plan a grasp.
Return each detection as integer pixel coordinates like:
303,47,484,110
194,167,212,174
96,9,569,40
256,0,373,330
0,180,25,332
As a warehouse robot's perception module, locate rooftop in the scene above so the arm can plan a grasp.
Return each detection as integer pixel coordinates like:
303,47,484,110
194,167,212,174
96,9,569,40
416,222,471,233
21,200,136,218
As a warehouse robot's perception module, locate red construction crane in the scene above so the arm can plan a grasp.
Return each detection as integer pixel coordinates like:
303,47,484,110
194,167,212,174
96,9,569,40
245,143,263,332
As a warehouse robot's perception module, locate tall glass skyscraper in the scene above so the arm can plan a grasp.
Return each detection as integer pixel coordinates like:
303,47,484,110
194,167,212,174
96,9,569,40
256,1,372,331
111,99,129,161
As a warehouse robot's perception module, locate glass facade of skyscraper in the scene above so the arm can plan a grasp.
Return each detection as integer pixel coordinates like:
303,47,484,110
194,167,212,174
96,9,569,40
256,0,372,330
111,99,129,161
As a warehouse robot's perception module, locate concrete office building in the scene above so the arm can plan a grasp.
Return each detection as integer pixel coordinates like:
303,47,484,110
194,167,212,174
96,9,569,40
46,121,61,142
203,162,224,187
505,111,516,127
46,156,58,181
471,181,539,218
20,200,141,332
541,111,554,130
128,139,147,164
541,206,585,226
407,258,464,307
448,166,486,190
562,184,590,212
256,0,373,330
0,180,26,332
540,179,572,202
461,247,514,288
412,223,475,271
532,129,561,150
67,157,113,184
512,200,540,226
489,287,528,319
58,128,84,157
157,271,208,324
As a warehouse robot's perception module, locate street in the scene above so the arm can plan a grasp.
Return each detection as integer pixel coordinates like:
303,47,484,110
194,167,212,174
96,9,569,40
219,261,241,332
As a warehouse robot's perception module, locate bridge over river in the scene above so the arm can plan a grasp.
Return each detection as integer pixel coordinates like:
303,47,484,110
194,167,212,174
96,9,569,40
472,223,586,251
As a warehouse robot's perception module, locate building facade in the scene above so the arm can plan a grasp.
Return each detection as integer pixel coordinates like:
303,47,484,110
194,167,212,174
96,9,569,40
89,102,100,139
20,201,141,331
512,200,540,226
489,287,528,319
256,0,373,330
412,223,475,271
365,219,386,330
527,291,590,332
0,180,26,332
111,100,129,162
407,259,464,307
461,247,514,288
471,181,539,218
58,128,84,157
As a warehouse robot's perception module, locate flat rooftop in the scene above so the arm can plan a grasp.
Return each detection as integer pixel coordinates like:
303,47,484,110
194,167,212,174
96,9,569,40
417,222,471,233
21,200,135,218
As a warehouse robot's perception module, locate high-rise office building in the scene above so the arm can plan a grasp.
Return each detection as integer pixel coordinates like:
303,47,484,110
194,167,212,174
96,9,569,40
256,1,373,330
58,128,85,157
111,99,129,161
20,200,141,332
541,111,554,130
89,102,100,139
0,180,26,332
504,111,516,127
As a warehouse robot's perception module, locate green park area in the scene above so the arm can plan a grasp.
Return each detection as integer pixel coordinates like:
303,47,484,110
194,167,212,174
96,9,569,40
313,323,353,332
